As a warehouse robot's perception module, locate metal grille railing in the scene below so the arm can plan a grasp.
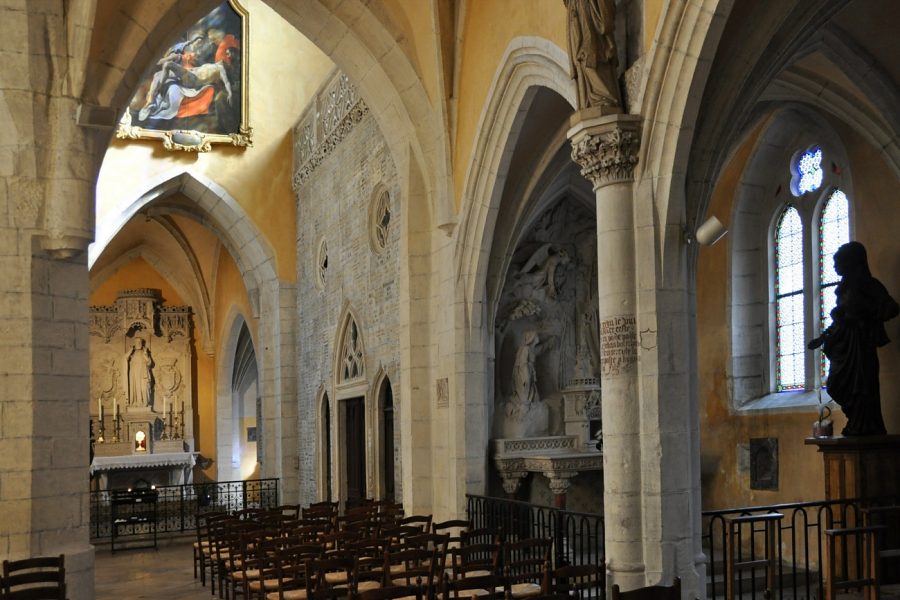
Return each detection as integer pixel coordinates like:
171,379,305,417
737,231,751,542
466,494,605,600
90,478,279,540
702,496,900,600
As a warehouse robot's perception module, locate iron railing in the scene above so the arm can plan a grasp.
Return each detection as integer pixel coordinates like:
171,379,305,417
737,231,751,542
90,478,279,540
466,494,605,599
702,496,900,600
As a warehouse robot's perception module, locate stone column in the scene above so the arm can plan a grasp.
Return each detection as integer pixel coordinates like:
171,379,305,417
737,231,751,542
0,4,104,598
568,111,643,590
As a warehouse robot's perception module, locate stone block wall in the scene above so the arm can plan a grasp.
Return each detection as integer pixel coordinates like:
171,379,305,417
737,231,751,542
294,82,402,505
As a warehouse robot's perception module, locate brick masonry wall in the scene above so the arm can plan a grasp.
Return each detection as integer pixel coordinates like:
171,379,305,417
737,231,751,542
295,112,402,504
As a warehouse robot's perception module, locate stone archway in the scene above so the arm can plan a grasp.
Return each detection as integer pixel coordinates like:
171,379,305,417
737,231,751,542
451,36,576,514
90,170,298,500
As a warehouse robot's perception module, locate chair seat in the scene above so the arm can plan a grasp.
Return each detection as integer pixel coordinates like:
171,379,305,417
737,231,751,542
250,577,289,591
267,589,308,600
231,568,261,580
325,571,350,584
438,589,492,599
357,580,383,592
510,582,542,598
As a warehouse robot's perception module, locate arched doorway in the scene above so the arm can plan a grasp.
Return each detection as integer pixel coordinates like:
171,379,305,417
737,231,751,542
231,323,259,479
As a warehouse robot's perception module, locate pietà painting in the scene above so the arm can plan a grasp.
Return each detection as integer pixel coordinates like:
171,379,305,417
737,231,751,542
116,0,251,152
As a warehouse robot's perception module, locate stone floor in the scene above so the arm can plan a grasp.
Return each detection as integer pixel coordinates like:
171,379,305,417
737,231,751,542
95,539,209,599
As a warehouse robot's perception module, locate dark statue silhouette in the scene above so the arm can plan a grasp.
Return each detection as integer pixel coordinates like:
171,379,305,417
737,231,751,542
809,242,899,436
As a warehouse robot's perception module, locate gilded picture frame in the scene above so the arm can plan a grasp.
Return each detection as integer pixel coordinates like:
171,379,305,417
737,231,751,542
116,0,251,152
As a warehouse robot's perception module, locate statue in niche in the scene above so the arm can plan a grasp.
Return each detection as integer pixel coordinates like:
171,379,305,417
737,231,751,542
808,242,899,435
127,337,155,410
564,0,621,110
517,243,572,299
503,331,554,438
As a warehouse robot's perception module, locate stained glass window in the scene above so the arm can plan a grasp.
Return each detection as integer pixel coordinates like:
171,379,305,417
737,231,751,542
818,189,850,378
774,206,805,391
791,146,824,196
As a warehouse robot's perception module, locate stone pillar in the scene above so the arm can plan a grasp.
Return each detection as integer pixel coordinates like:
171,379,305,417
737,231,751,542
0,4,104,598
568,111,643,590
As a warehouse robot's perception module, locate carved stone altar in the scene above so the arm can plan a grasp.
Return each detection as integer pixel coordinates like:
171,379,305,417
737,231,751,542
89,289,196,489
493,434,602,509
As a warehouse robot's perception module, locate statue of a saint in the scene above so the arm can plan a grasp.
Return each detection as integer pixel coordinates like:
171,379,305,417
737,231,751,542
513,331,543,406
503,330,552,438
564,0,621,110
809,242,899,436
127,337,154,410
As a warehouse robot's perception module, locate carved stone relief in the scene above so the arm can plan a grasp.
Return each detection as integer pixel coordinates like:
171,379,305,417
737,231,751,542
89,288,194,454
494,201,600,439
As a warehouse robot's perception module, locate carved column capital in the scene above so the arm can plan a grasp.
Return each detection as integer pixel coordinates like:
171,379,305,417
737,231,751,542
568,113,642,190
500,472,528,495
544,471,577,496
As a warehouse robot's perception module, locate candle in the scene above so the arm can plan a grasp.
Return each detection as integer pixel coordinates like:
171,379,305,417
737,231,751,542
98,396,102,416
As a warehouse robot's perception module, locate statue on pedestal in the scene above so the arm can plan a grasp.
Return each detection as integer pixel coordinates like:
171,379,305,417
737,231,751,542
564,0,621,110
503,331,552,438
809,242,899,436
127,337,155,410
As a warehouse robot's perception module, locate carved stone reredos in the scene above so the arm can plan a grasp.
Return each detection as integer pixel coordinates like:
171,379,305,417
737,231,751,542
116,288,162,335
89,288,195,451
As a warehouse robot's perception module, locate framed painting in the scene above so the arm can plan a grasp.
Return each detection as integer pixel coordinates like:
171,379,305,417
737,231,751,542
116,0,251,152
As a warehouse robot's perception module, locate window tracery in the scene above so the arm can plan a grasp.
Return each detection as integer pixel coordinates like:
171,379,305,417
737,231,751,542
340,318,365,381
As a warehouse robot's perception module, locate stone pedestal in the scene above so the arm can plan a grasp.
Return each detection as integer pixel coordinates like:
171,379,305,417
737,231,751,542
805,435,900,500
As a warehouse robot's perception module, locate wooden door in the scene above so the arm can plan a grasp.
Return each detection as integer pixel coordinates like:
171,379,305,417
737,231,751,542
344,397,366,503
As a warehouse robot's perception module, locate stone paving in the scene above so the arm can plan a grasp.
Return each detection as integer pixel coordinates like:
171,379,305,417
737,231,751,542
95,541,208,600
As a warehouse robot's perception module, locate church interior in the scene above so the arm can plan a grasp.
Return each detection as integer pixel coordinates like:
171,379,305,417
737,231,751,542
1,0,899,598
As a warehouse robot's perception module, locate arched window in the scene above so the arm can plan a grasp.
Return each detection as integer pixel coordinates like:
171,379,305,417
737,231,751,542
773,205,805,391
817,189,850,376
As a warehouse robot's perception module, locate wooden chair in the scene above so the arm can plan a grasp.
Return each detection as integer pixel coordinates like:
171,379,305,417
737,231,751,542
305,557,362,600
547,564,604,600
383,547,440,597
446,542,500,581
259,537,322,600
503,538,552,599
195,511,228,585
1,555,66,600
610,577,681,600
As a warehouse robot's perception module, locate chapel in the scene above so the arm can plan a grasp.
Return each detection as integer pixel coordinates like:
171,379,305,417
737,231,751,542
1,1,899,599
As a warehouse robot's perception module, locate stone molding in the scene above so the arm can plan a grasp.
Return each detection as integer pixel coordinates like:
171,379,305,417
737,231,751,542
568,113,642,189
495,454,604,474
292,72,370,190
493,436,579,455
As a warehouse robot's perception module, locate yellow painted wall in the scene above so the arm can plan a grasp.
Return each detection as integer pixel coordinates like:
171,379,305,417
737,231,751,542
89,257,218,475
454,0,568,209
95,0,334,282
698,115,900,511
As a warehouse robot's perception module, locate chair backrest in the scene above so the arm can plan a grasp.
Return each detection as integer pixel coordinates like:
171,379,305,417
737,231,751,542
441,571,508,600
448,542,500,579
432,519,472,549
610,577,681,600
1,555,66,600
504,538,552,584
550,564,604,598
400,515,433,532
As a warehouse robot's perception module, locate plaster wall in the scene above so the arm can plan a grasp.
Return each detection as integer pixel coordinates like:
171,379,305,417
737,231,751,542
698,113,900,510
95,0,334,282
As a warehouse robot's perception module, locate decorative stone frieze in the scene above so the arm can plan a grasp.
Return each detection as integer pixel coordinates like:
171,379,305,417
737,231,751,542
568,113,642,189
292,72,370,190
